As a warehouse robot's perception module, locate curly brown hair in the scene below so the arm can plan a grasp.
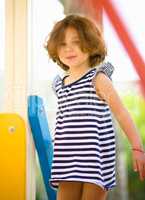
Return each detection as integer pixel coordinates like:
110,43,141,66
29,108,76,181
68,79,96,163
45,14,107,71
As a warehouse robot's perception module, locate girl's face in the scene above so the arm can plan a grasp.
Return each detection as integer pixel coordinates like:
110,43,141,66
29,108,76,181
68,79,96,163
57,27,90,70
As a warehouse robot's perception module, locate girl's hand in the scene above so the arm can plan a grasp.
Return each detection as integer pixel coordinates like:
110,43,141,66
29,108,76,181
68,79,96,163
132,149,145,181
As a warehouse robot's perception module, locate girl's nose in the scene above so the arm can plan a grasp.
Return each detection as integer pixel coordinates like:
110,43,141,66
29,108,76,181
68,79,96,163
64,44,73,52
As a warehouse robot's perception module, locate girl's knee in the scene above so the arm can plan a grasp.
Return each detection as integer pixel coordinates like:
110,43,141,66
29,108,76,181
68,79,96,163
81,183,108,200
57,181,83,200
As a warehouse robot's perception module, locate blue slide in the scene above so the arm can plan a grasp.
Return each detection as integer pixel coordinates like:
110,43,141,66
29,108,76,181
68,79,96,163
28,95,56,200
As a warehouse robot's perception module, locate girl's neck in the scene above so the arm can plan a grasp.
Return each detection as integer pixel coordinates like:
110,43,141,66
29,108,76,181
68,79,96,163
68,65,91,79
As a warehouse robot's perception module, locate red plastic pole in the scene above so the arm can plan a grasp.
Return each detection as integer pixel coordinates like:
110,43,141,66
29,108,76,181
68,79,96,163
77,0,103,29
77,0,145,93
101,0,145,92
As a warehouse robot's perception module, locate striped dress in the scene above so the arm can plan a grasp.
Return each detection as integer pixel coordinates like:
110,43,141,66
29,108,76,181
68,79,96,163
50,62,116,191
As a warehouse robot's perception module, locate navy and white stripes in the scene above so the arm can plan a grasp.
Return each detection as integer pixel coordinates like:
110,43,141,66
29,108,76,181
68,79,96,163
50,63,116,191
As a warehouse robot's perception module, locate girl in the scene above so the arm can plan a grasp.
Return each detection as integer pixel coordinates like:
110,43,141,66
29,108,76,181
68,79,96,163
45,14,145,200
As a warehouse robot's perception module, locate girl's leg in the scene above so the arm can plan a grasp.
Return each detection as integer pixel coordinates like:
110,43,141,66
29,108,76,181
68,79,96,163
81,182,108,200
57,181,83,200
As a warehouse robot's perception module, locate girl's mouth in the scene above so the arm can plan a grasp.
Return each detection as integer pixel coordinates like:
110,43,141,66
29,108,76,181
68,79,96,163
66,56,77,59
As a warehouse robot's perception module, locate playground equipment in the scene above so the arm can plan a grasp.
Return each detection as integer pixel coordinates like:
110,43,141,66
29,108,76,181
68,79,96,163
0,97,56,200
28,95,56,200
0,114,26,200
78,0,145,93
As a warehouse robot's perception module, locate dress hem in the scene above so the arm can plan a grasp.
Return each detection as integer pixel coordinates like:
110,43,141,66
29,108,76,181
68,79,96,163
49,178,116,191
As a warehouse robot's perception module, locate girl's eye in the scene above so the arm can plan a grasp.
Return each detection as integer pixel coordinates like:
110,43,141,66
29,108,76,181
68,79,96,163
59,42,66,46
72,40,80,44
59,40,80,47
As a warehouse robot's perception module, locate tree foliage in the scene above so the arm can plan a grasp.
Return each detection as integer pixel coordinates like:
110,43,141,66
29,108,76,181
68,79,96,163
122,94,145,200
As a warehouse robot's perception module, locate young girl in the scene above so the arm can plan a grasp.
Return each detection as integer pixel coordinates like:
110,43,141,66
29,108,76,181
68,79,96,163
45,14,145,200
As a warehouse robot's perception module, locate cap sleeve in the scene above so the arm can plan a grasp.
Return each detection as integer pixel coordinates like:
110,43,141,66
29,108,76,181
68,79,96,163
96,62,114,80
52,75,62,97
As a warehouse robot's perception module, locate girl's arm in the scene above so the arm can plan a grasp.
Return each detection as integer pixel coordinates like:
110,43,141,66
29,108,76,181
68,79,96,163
95,72,145,181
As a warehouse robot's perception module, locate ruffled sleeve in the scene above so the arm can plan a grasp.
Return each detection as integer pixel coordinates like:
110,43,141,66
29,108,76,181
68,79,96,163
52,75,62,97
96,62,114,80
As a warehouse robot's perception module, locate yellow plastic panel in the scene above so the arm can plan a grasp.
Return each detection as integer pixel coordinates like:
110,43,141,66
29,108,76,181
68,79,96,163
0,114,26,200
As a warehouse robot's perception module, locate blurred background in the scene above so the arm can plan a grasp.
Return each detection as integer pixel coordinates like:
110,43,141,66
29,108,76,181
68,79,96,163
0,0,145,199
